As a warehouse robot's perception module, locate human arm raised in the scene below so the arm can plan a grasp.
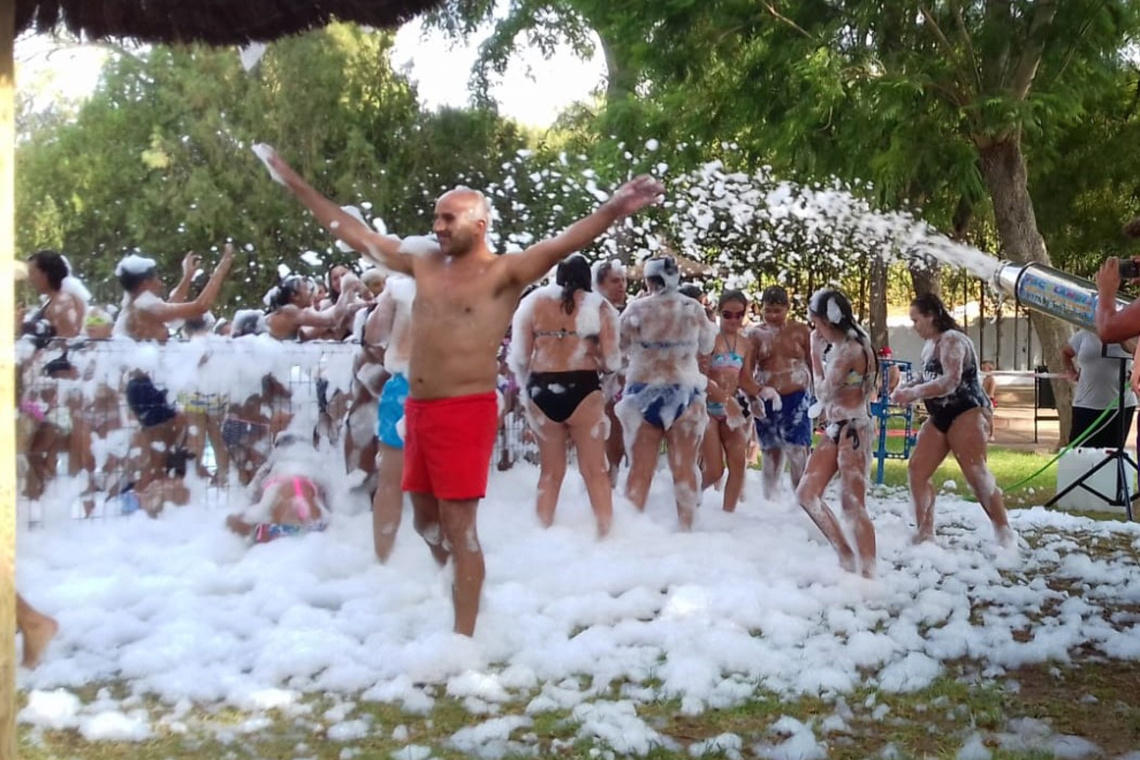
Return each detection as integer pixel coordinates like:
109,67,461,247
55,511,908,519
254,144,415,276
168,253,201,304
504,176,664,288
148,245,235,323
1095,257,1140,344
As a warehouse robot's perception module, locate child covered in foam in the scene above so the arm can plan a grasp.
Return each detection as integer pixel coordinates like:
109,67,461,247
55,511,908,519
225,432,330,544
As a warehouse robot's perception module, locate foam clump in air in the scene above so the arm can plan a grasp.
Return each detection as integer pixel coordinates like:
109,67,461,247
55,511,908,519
251,144,284,185
398,236,440,257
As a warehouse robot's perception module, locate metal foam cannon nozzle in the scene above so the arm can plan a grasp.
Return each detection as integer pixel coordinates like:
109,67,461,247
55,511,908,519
990,260,1130,332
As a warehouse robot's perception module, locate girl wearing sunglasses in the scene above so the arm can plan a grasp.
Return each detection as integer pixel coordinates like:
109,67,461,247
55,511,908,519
700,290,763,512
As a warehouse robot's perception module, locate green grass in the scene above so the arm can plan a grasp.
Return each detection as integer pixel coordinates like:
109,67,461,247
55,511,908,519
19,659,1140,759
874,447,1060,509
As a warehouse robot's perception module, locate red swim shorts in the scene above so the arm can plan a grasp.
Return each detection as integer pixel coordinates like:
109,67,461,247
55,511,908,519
401,392,499,501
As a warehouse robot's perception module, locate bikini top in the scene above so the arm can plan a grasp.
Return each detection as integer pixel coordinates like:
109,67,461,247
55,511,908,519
263,474,318,522
535,328,579,339
21,301,57,350
710,351,744,372
639,339,695,350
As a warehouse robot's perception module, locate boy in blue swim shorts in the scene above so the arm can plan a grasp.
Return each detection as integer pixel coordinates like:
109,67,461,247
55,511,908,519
364,275,417,563
744,285,814,500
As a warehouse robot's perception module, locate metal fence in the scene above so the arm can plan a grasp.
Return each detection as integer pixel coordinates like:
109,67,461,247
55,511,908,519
16,336,536,528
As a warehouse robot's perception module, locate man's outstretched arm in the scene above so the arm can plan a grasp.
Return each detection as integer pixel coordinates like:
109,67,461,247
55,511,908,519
254,144,415,277
507,175,664,288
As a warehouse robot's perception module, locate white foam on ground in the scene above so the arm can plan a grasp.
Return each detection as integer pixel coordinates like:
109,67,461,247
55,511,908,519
16,467,1140,754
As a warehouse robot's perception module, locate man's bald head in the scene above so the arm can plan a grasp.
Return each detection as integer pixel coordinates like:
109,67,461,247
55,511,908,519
434,186,493,257
440,186,492,228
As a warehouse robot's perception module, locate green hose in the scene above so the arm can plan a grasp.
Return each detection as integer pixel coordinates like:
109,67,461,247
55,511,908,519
1002,398,1122,493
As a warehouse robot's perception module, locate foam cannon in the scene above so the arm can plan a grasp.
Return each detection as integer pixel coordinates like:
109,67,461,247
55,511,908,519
992,261,1131,331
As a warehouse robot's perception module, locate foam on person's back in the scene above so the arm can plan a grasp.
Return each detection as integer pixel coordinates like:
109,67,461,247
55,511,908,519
386,275,417,306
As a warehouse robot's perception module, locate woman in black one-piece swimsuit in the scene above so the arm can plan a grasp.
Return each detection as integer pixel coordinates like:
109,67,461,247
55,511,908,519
891,293,1013,547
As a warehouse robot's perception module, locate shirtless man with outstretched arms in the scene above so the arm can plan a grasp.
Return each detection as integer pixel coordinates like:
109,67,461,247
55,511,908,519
257,145,662,636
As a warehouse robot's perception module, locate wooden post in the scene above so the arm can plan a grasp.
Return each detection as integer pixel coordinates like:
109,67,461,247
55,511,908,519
1013,301,1020,371
979,278,985,362
0,2,18,757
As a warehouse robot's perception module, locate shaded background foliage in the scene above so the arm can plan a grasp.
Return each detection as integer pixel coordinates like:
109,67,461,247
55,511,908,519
15,2,1140,321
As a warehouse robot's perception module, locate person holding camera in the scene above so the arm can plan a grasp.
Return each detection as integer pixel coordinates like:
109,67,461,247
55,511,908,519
1094,220,1140,344
1062,329,1137,449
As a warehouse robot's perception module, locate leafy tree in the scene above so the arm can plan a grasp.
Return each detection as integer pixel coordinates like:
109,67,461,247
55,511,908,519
15,25,528,307
1030,66,1140,274
589,0,1140,440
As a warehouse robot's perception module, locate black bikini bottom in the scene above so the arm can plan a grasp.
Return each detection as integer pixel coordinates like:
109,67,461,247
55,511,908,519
527,370,601,424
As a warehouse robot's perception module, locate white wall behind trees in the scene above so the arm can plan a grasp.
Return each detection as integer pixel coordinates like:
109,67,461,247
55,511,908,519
886,305,1047,377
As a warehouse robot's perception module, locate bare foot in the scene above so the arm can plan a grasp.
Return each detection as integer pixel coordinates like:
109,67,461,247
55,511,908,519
995,525,1017,548
911,531,935,545
21,614,58,669
838,549,857,574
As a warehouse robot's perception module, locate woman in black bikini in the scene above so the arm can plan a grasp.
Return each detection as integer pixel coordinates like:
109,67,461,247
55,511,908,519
509,254,621,537
796,288,878,576
891,293,1013,546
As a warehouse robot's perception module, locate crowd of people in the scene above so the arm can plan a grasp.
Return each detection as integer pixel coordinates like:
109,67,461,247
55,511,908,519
16,151,1024,652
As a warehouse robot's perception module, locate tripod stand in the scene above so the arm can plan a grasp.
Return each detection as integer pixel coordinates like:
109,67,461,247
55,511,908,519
1045,345,1139,520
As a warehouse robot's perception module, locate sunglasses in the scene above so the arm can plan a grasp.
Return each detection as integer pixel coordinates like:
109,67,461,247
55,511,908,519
721,310,745,319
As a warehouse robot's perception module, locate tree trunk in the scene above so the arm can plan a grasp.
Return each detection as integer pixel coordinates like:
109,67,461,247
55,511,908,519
977,135,1073,444
869,252,889,350
598,33,637,108
995,302,1004,369
908,259,941,299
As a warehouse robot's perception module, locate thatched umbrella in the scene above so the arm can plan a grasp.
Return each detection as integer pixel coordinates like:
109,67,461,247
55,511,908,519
15,0,438,44
1,0,444,750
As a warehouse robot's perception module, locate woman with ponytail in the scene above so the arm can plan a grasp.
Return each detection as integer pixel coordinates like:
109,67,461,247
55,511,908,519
891,292,1012,546
796,288,879,577
508,253,621,537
